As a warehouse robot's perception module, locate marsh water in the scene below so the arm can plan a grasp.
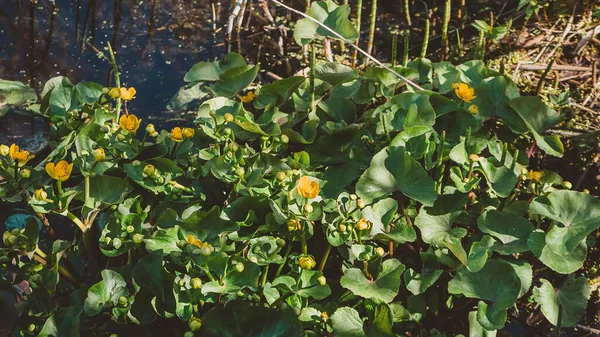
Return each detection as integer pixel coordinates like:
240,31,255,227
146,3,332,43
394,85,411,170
0,0,229,126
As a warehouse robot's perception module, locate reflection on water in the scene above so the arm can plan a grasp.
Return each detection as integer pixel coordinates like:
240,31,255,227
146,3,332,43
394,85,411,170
0,0,230,124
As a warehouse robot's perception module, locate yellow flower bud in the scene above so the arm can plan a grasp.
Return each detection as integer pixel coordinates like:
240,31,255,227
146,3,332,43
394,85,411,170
93,148,106,162
467,104,479,115
275,172,287,182
108,88,120,99
143,164,156,177
0,144,9,156
375,247,385,256
317,275,326,286
35,189,48,201
191,278,202,289
224,113,234,122
145,124,156,134
357,199,366,209
235,262,245,273
19,168,31,178
562,181,572,189
303,203,314,214
469,154,480,162
298,255,316,270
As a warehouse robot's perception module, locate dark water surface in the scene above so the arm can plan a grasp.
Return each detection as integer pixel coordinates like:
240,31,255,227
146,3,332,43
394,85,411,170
0,0,227,124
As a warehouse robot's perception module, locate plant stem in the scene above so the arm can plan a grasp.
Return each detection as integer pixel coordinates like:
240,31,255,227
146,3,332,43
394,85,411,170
57,180,63,196
106,42,122,124
467,161,475,180
318,244,332,272
34,247,79,285
402,28,409,66
13,162,19,186
352,0,363,68
476,29,485,60
300,228,308,255
66,211,87,232
381,114,391,143
364,0,377,65
309,44,316,114
442,0,451,60
403,0,411,26
275,243,292,277
84,175,90,205
420,18,430,58
204,268,217,282
391,34,398,67
261,264,270,288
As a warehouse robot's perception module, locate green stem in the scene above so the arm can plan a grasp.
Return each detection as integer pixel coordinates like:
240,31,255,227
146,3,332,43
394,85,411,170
309,44,316,113
352,229,361,244
84,175,90,205
34,247,79,285
14,162,19,186
364,0,377,64
402,29,409,67
381,114,391,143
57,180,63,196
300,228,308,255
403,0,411,26
351,0,363,68
442,0,451,60
261,265,270,289
66,211,87,232
204,268,217,282
467,161,475,180
275,244,293,277
171,142,180,158
318,244,332,272
420,18,430,59
391,34,398,67
107,42,122,124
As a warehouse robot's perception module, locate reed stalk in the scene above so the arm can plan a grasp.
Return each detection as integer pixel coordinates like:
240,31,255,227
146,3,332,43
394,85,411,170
442,0,451,60
364,0,378,65
420,18,430,58
352,0,363,68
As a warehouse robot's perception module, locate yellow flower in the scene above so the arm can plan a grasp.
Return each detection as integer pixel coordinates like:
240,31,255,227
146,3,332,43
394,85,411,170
298,255,316,270
119,114,142,134
182,127,195,139
45,160,73,182
356,218,371,231
240,91,255,103
297,176,319,199
108,88,120,99
454,83,476,102
186,234,214,255
119,87,136,101
170,127,184,142
529,170,544,183
9,144,35,166
467,104,479,115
